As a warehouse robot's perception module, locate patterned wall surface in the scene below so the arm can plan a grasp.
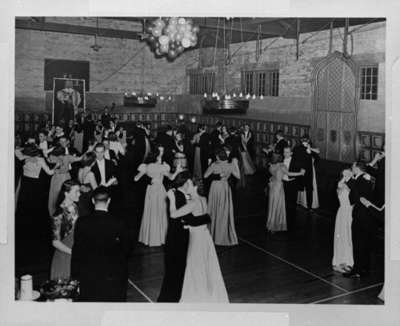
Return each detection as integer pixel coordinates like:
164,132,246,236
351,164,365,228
358,131,385,162
313,53,358,163
15,111,383,164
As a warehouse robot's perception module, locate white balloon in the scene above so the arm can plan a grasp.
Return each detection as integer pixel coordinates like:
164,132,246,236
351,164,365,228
185,23,192,32
182,38,191,48
178,17,186,25
159,35,169,45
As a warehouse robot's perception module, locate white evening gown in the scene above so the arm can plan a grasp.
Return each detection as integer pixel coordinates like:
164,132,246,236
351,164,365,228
332,185,354,269
180,224,229,303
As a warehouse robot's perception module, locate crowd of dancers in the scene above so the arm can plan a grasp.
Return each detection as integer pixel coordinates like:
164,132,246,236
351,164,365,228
15,106,385,302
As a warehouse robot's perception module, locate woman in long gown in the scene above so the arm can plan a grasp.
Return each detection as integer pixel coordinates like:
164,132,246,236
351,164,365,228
134,146,183,247
15,145,57,249
332,169,354,272
266,153,305,232
240,125,256,176
191,125,207,180
167,180,229,303
205,149,241,246
47,146,82,217
50,180,81,280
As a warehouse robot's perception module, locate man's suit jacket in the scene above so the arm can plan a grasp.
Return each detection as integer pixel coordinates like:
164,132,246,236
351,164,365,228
104,149,117,163
292,144,319,189
285,156,303,190
347,174,373,219
134,128,151,163
91,159,116,185
71,210,130,301
366,158,385,207
275,138,289,157
210,129,222,150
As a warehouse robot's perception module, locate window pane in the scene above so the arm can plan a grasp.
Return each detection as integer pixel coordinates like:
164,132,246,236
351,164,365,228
361,68,366,77
360,66,378,100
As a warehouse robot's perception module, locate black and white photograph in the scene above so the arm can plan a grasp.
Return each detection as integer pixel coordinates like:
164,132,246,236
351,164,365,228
12,15,388,305
3,0,400,324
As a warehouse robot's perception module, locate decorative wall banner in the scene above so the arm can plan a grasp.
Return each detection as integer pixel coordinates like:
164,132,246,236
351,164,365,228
52,78,86,124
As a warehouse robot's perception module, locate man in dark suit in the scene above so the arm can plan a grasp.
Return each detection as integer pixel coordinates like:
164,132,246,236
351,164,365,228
198,125,211,175
343,161,374,278
209,121,223,161
157,171,210,302
154,125,175,167
366,146,385,208
102,138,118,166
292,135,320,211
282,146,305,233
274,130,289,157
101,106,112,128
133,123,152,164
71,186,130,301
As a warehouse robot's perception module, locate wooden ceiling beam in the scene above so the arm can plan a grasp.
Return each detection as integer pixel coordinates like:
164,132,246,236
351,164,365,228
16,19,142,40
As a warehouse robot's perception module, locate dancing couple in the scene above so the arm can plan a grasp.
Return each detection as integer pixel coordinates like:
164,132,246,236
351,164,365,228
157,171,229,303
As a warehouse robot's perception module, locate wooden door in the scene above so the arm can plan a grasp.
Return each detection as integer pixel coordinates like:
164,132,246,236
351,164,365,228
312,52,358,162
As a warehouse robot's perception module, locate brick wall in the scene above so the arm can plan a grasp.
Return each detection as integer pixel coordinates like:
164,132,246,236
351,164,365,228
195,21,386,132
15,19,385,133
15,24,198,112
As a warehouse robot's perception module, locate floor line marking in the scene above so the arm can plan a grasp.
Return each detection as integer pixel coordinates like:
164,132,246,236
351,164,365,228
238,236,350,293
310,282,384,304
128,278,153,303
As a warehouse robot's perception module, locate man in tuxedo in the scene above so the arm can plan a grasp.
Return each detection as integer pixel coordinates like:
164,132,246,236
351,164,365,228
274,130,289,157
91,143,116,186
292,135,320,211
157,171,210,302
343,161,374,278
282,146,304,233
102,138,118,166
58,135,80,156
71,186,130,301
366,145,385,208
52,125,66,144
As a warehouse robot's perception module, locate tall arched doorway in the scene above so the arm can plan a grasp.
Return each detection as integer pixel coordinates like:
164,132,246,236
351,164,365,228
311,51,359,162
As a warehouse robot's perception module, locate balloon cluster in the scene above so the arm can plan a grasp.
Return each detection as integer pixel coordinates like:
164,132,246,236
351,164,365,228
145,17,200,60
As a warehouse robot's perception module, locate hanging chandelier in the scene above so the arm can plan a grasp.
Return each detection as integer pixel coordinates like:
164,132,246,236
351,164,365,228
201,18,249,115
90,18,102,52
123,46,157,107
143,17,200,60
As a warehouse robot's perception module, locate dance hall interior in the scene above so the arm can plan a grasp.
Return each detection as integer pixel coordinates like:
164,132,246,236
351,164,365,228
14,16,386,304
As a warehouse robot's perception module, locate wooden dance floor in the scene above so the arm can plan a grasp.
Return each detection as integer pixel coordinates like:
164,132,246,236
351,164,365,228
17,172,384,304
126,173,384,304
